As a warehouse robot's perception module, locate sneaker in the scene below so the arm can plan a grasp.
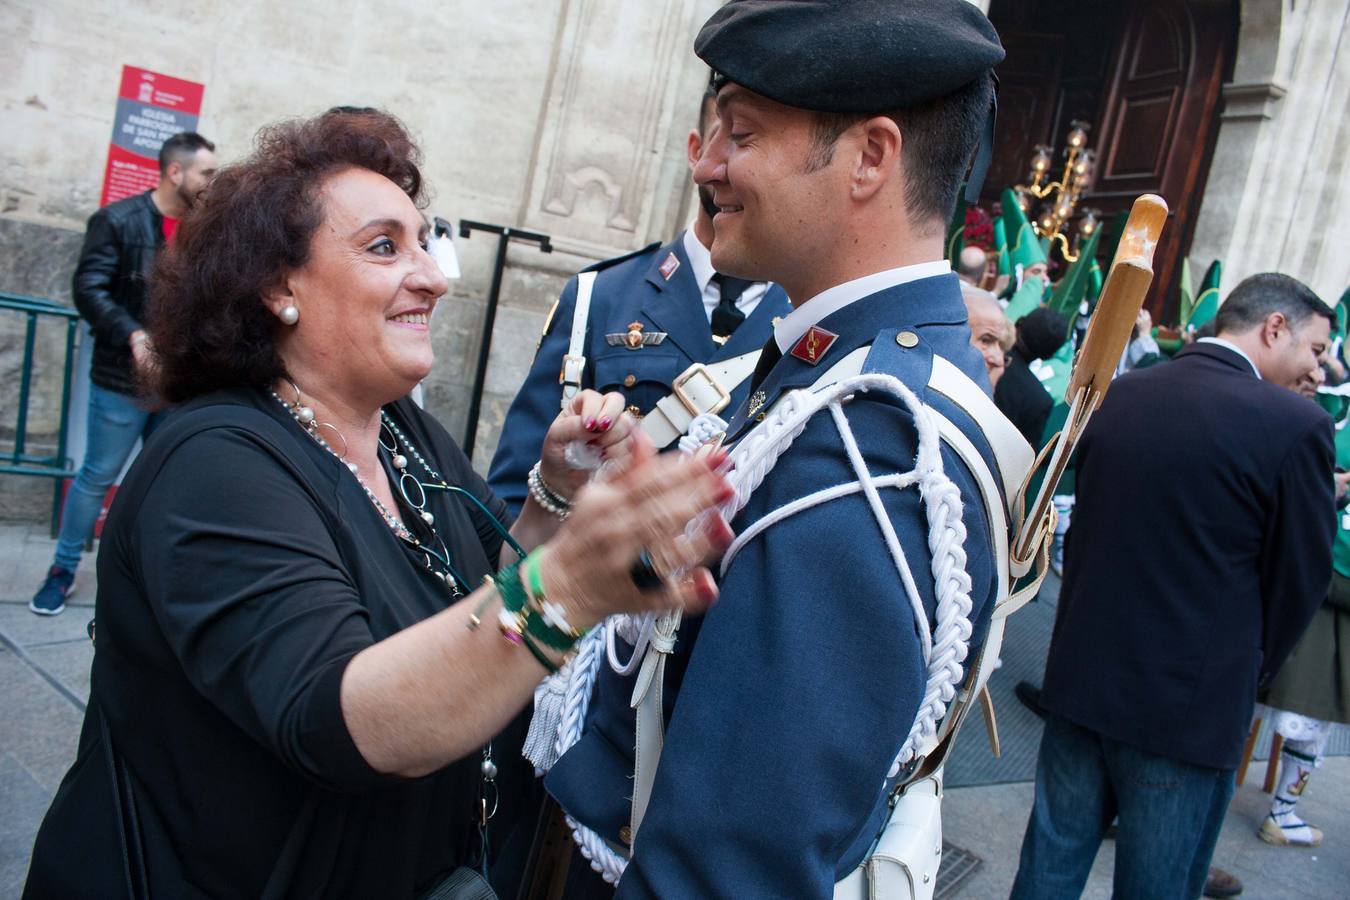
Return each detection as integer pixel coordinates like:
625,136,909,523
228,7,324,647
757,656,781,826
29,566,75,616
1258,814,1323,847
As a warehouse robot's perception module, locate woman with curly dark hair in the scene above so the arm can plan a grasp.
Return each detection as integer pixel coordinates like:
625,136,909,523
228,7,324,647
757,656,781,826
24,109,732,899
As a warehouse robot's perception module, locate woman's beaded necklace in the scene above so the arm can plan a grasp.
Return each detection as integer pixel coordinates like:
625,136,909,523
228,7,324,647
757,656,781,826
269,384,465,597
271,386,503,866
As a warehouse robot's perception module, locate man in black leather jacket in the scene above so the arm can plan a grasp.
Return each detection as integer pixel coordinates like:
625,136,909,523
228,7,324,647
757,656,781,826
30,131,216,616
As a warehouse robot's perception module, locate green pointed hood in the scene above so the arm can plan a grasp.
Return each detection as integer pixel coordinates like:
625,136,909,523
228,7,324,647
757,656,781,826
1001,188,1047,270
1048,228,1103,323
1187,259,1222,330
1175,256,1195,326
1332,286,1349,345
993,218,1011,276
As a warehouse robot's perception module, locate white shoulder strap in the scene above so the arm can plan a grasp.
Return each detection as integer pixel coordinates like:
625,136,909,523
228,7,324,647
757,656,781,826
560,271,596,409
640,350,761,447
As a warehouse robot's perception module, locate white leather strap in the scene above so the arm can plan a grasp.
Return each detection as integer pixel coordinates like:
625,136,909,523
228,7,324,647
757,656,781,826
560,271,596,409
629,609,681,846
640,350,760,447
927,356,1034,527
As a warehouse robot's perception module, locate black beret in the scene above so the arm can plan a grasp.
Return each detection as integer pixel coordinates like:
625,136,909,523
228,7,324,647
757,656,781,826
695,0,1005,113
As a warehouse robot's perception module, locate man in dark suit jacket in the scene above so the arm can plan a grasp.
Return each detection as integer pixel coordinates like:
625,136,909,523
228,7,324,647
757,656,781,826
1011,273,1336,900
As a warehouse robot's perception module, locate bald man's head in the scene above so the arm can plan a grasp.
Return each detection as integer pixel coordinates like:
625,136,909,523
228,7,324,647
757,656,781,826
957,246,988,284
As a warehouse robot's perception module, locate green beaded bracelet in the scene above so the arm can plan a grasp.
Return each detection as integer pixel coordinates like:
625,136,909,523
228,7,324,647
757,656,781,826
520,550,583,651
493,562,529,614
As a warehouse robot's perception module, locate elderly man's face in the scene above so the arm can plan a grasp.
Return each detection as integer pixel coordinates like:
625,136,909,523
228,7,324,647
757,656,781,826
966,300,1008,386
693,84,848,299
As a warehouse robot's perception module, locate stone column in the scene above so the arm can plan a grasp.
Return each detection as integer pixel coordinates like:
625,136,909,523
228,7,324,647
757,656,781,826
1188,0,1350,303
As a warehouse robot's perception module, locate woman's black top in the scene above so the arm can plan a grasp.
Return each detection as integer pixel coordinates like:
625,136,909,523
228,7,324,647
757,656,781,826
25,388,518,899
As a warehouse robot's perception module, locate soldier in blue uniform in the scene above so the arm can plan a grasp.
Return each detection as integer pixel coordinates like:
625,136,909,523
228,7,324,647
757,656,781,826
488,90,791,513
539,2,1015,896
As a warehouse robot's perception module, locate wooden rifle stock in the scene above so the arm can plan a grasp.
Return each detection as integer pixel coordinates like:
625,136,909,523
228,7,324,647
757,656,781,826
1011,194,1168,565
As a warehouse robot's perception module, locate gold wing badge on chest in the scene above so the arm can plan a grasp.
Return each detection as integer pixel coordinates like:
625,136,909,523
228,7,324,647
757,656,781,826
606,321,668,350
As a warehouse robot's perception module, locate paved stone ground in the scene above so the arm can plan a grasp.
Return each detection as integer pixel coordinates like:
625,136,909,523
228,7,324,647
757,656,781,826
1,519,1348,897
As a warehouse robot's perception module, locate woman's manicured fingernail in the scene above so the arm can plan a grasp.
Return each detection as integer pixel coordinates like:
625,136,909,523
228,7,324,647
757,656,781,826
583,416,596,430
599,416,612,430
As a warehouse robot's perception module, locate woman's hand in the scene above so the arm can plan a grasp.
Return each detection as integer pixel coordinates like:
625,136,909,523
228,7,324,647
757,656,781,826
538,389,637,500
539,434,734,627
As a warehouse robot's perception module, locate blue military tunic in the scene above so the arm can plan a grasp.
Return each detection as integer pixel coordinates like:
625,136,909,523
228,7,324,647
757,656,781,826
546,273,1003,897
487,232,792,513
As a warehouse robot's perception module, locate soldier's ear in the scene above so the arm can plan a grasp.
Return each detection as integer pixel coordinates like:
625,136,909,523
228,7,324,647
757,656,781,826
850,117,902,202
687,128,703,170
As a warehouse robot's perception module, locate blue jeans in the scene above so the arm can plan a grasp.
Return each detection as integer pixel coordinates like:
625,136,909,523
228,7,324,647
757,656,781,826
1011,713,1235,900
52,384,167,571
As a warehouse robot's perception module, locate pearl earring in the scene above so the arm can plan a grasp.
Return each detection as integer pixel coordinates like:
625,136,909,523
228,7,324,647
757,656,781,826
278,305,300,325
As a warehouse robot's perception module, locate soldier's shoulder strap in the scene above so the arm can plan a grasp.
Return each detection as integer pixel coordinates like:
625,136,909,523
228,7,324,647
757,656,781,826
539,241,664,344
552,241,663,409
580,240,663,275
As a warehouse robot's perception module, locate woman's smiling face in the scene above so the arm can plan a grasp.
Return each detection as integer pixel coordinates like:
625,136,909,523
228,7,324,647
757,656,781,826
273,166,448,405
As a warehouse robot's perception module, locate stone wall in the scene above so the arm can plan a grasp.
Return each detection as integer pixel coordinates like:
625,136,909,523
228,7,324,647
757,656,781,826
1189,0,1350,304
0,0,719,520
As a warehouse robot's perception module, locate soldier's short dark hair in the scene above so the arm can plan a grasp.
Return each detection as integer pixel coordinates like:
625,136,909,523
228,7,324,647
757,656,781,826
1017,307,1070,361
1215,273,1333,335
804,75,994,235
158,131,215,173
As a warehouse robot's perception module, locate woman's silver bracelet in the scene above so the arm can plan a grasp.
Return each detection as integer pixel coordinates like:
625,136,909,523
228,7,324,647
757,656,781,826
528,461,571,519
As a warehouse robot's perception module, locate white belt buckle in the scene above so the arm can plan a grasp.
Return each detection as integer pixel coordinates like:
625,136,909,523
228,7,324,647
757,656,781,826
672,363,731,417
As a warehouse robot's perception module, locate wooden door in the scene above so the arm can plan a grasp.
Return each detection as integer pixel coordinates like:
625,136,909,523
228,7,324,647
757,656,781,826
985,0,1236,319
1093,0,1235,318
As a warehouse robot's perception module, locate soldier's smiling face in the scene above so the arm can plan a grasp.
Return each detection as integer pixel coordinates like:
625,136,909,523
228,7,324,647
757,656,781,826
693,84,850,302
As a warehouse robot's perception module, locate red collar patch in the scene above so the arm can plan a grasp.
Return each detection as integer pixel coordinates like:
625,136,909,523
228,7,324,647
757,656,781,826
658,252,680,281
789,325,839,365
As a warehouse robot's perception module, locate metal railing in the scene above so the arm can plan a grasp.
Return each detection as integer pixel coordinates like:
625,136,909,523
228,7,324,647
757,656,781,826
0,292,80,534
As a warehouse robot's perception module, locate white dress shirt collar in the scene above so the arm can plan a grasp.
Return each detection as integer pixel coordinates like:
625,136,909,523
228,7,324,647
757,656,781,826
774,260,952,353
1197,337,1262,379
682,227,717,296
682,225,772,324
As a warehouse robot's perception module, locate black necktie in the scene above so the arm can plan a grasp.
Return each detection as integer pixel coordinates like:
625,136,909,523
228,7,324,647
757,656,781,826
748,337,782,392
711,274,753,338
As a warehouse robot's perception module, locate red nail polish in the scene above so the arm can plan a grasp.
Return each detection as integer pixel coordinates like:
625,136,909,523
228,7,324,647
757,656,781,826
599,417,612,430
583,416,595,430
